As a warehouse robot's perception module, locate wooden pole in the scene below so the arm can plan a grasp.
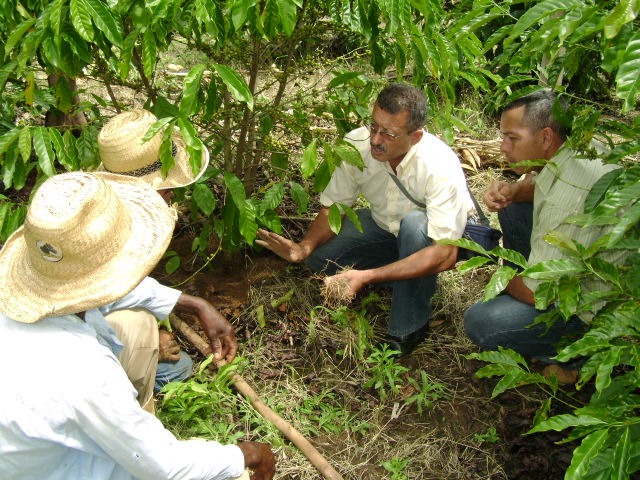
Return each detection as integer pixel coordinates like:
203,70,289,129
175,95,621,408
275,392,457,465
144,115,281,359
169,314,345,480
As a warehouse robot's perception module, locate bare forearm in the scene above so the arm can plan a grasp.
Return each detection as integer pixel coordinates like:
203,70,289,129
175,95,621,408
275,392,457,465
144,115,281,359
506,275,535,305
298,208,335,258
356,244,458,285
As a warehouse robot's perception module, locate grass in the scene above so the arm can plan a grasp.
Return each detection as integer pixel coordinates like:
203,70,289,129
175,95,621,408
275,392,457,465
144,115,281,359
158,258,533,479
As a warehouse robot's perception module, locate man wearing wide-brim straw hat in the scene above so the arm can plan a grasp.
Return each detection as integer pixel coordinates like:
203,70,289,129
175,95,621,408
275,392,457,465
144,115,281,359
0,171,275,480
97,108,209,191
97,108,225,398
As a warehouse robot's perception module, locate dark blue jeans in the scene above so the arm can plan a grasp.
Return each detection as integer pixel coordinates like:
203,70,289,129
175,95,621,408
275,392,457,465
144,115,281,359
306,209,436,337
465,202,585,367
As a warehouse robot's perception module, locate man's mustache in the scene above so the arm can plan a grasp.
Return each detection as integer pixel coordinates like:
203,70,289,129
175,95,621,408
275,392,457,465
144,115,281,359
371,143,387,152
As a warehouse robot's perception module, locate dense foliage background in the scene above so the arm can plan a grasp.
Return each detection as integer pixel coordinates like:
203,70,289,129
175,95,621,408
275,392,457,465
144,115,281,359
0,1,638,478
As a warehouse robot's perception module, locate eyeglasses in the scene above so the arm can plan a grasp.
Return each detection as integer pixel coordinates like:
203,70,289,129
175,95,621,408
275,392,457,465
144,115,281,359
365,121,413,141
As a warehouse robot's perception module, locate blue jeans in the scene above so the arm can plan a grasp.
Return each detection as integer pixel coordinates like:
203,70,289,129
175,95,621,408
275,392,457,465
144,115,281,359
498,202,533,270
155,350,193,393
464,296,586,366
466,202,585,367
306,209,436,337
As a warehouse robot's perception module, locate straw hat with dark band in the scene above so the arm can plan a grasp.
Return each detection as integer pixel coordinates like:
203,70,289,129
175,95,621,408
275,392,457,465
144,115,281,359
97,109,209,190
0,172,177,323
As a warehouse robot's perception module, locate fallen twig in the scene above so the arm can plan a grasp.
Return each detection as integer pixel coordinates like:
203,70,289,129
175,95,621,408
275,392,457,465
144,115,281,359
169,313,345,480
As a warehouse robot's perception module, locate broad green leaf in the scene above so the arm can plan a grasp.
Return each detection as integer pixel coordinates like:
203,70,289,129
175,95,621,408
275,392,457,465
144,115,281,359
534,280,557,310
487,246,528,269
261,182,285,212
141,117,173,142
522,258,585,280
457,255,492,273
529,414,606,434
483,266,517,302
604,0,640,39
239,200,258,244
119,27,140,82
70,0,94,41
49,128,72,170
257,209,282,233
610,426,631,480
4,18,36,57
18,127,31,163
588,257,620,286
595,347,622,392
341,204,362,233
564,429,609,479
616,31,640,111
177,118,203,174
544,230,578,254
54,75,73,113
555,330,612,361
505,0,582,45
2,146,17,189
490,369,528,398
159,131,174,179
557,276,580,318
328,204,342,235
313,159,331,193
584,169,624,212
277,0,298,37
192,183,216,216
533,398,553,427
289,181,308,215
179,64,205,117
142,28,157,81
84,0,123,47
607,201,640,247
212,64,253,110
328,71,365,89
440,237,489,256
300,139,317,178
333,142,365,170
223,172,246,206
466,348,528,368
32,127,56,177
24,71,34,106
165,255,180,275
229,0,252,30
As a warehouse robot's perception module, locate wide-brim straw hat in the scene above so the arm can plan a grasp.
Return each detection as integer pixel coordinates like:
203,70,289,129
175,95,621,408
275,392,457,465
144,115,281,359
97,109,209,190
0,171,177,323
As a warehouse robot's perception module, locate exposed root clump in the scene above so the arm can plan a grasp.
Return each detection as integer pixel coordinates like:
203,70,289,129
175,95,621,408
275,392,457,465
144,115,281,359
319,267,355,309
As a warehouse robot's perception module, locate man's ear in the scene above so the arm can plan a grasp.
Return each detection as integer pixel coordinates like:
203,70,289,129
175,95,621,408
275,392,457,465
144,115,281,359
411,128,424,145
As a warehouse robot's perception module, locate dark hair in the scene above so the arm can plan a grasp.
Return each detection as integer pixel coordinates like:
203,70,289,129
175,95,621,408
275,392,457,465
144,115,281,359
376,83,428,132
503,89,569,140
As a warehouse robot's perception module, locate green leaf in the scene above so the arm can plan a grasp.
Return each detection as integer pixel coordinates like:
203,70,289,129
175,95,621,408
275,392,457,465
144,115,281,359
584,169,624,211
505,0,582,46
341,204,362,233
192,183,216,216
0,128,20,155
229,0,252,30
328,71,365,89
239,200,258,244
49,128,73,170
142,28,157,81
522,258,585,280
223,172,246,206
300,139,317,178
119,27,140,82
595,347,623,392
333,142,365,170
18,127,31,163
491,369,528,398
32,127,56,177
277,0,298,36
616,31,640,111
328,204,342,235
604,0,640,39
179,64,205,117
261,182,284,212
289,181,308,215
483,266,517,302
534,280,558,310
529,414,606,434
70,0,94,42
457,255,492,274
607,202,640,247
4,18,36,57
212,64,253,110
557,276,580,318
313,159,331,193
165,255,180,275
177,118,203,174
564,429,609,479
610,426,631,480
84,0,123,47
466,348,528,368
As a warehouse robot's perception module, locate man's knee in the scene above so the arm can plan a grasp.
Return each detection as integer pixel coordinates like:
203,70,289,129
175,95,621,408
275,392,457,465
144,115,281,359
398,210,431,252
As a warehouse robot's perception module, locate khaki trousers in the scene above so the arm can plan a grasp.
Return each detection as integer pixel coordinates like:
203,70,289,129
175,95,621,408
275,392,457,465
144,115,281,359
105,309,159,414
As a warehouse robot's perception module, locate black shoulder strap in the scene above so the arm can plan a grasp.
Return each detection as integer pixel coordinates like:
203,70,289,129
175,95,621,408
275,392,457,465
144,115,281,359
388,172,490,226
388,173,426,209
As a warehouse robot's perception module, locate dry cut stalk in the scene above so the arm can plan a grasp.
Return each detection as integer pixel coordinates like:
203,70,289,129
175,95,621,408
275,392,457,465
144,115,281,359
169,313,345,480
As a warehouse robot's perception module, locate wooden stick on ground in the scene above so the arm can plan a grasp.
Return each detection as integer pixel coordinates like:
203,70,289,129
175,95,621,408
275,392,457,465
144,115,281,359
169,314,345,480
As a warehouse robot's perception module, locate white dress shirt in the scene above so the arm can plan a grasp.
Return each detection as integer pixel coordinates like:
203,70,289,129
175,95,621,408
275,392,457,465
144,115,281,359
320,126,474,240
0,279,244,480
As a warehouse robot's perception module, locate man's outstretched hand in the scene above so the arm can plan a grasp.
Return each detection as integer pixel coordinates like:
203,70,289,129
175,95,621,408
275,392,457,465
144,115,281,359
323,269,367,299
255,229,308,263
237,442,276,480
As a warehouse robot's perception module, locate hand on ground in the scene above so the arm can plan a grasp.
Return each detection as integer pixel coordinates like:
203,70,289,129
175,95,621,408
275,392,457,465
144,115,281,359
255,229,307,263
158,330,181,362
237,442,276,480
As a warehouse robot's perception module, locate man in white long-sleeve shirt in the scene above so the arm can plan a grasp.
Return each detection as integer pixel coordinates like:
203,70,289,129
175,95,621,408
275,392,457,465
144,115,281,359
0,172,275,480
